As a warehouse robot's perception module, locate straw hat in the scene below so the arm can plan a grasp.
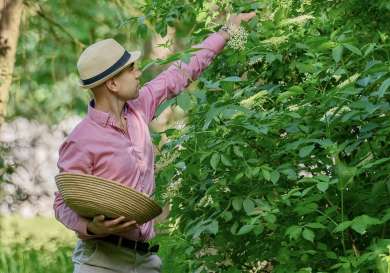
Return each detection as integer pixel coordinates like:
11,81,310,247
55,172,162,225
77,38,142,89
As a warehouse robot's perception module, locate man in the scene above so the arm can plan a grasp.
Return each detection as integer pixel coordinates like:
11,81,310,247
53,12,256,273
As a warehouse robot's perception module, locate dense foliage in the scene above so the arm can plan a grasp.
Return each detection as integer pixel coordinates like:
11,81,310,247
7,0,148,124
150,0,390,272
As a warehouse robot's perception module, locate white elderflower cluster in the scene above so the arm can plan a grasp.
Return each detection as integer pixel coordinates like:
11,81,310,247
279,0,293,9
261,35,289,46
298,0,312,12
249,55,263,66
198,194,214,207
155,150,180,173
240,90,268,109
227,26,249,51
287,104,299,111
337,73,361,89
280,14,315,26
243,260,273,273
167,217,180,233
162,178,182,200
320,106,351,122
221,186,231,193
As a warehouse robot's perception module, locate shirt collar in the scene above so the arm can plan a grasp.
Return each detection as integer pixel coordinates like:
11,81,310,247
87,99,129,127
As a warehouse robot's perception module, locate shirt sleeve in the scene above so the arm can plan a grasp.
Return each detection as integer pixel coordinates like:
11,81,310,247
54,140,104,239
133,32,227,123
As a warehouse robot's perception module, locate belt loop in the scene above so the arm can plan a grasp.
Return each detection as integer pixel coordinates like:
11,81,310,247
118,236,123,247
134,240,138,250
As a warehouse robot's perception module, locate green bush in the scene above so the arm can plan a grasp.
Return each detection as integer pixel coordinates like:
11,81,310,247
151,0,390,272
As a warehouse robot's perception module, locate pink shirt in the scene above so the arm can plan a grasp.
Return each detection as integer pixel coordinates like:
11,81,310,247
53,32,226,241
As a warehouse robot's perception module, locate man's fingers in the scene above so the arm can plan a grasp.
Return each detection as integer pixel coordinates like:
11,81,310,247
105,216,126,227
116,220,138,231
93,215,105,223
241,12,256,21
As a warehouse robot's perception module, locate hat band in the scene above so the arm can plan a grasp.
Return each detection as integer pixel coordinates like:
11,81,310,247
81,51,131,86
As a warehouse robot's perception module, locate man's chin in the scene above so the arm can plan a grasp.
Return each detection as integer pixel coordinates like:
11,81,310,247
127,91,139,101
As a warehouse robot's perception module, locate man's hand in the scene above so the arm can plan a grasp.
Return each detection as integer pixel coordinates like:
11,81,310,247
219,12,257,40
227,12,257,29
87,215,139,236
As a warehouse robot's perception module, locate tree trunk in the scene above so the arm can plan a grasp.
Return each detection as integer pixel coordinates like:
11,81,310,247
0,0,23,126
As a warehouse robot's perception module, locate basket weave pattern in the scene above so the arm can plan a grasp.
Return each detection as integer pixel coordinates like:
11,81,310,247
55,172,162,224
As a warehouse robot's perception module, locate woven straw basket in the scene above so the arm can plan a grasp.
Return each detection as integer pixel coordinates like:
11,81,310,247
55,172,162,225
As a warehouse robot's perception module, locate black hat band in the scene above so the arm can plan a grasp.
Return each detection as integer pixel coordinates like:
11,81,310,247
81,51,131,86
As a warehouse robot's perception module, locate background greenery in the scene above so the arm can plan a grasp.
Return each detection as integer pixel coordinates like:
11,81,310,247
0,215,188,273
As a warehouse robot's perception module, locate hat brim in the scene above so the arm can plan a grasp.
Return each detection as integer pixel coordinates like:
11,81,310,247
79,50,142,89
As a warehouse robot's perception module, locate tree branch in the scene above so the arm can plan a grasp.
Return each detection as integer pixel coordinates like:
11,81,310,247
36,4,85,49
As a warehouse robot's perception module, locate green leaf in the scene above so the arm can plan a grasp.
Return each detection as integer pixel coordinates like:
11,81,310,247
221,154,233,167
299,145,315,158
261,168,271,181
265,53,282,63
332,45,343,63
351,215,382,235
306,223,326,229
302,228,315,242
221,76,241,82
364,43,376,57
336,157,357,190
253,224,264,236
285,225,302,240
360,157,390,170
222,211,233,222
243,198,255,215
181,53,192,64
376,78,390,98
333,221,352,233
207,220,219,235
232,197,243,211
156,99,175,116
155,21,167,37
317,181,329,192
233,146,244,158
230,222,239,235
351,221,366,235
294,202,318,215
270,170,280,184
210,153,220,170
203,106,222,129
177,92,193,111
288,85,304,94
344,43,362,56
264,213,277,224
237,225,254,235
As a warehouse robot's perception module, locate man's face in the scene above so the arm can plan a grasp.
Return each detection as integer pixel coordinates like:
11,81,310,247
112,62,142,101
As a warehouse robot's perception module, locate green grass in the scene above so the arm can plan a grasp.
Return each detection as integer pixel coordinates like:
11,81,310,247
0,215,188,273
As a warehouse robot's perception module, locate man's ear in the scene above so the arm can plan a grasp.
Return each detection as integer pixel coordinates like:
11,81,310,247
104,77,120,93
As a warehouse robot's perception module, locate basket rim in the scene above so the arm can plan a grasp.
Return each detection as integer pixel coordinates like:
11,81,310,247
55,172,162,223
55,172,161,209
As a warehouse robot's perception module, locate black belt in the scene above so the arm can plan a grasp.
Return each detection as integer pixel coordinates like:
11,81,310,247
97,235,159,253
